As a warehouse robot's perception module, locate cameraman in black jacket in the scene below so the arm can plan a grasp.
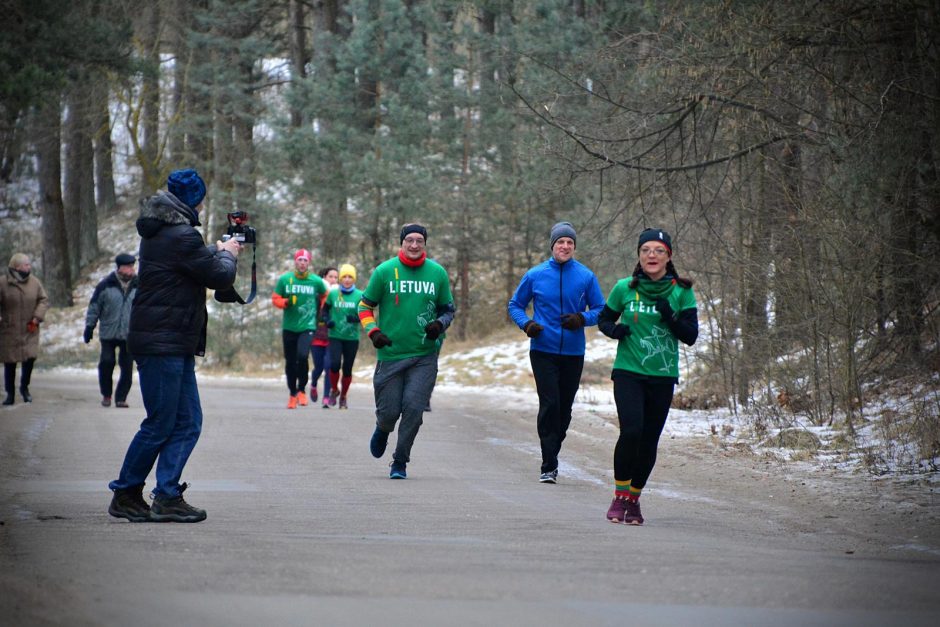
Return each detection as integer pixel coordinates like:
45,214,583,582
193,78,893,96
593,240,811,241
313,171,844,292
107,168,241,523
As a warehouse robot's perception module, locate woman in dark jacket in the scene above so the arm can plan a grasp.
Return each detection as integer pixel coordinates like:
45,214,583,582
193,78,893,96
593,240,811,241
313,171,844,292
108,168,241,524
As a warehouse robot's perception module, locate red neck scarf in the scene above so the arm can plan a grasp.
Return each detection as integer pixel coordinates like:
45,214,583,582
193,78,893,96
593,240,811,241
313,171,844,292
398,249,426,267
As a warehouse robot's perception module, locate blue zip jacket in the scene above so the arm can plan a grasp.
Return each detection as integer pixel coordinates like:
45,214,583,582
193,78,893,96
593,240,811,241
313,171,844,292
508,258,605,356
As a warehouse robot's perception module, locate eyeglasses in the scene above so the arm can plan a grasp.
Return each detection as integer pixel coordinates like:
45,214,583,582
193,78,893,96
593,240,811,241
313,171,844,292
639,247,669,257
403,237,426,246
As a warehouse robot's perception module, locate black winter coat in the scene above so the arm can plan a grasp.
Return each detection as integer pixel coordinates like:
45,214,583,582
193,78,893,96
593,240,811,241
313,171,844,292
127,191,237,357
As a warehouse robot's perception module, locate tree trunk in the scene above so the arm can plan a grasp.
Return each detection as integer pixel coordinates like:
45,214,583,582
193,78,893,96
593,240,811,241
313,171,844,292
64,85,98,276
91,78,117,215
141,2,162,195
289,0,309,129
35,98,73,307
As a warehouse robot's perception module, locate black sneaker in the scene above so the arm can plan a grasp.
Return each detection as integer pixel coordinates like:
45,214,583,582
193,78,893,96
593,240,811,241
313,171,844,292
108,485,151,522
150,483,207,523
370,427,389,458
389,460,407,479
539,469,558,484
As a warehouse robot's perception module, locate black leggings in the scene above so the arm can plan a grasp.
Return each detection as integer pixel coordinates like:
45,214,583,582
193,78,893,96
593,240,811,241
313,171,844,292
282,330,314,395
612,374,675,490
328,339,359,376
99,339,133,401
4,358,35,392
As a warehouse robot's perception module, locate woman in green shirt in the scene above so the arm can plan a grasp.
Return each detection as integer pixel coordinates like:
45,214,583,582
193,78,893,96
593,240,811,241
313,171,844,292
321,263,363,409
597,228,698,525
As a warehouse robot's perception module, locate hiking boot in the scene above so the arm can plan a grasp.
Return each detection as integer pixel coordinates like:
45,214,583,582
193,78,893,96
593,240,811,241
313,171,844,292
389,460,407,479
296,390,308,406
101,396,112,407
339,397,348,409
287,394,298,409
20,387,31,403
150,483,206,523
115,400,129,408
606,496,629,523
108,485,151,522
370,427,389,458
310,388,318,403
539,469,558,484
623,499,644,525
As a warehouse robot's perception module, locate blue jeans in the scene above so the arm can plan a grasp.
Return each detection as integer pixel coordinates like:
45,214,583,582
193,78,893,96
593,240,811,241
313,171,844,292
109,355,202,498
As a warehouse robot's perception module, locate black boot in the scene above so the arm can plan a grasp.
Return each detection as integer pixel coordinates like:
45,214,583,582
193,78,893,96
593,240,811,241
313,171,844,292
2,393,12,406
108,485,151,522
20,387,31,403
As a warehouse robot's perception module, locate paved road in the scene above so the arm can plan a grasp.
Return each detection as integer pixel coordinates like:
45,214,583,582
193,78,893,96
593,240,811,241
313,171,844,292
1,372,938,626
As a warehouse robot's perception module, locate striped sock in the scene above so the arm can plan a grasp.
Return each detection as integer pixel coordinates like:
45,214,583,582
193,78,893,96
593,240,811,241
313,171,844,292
627,485,642,502
614,480,631,499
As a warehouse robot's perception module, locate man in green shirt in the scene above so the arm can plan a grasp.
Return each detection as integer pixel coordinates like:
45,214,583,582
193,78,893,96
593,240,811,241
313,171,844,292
358,224,455,479
272,249,327,409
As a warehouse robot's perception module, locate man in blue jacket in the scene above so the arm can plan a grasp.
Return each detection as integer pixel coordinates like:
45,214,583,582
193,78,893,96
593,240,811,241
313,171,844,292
508,221,605,483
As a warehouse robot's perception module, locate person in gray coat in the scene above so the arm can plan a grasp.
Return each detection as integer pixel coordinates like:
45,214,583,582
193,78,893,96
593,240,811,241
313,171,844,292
84,254,139,407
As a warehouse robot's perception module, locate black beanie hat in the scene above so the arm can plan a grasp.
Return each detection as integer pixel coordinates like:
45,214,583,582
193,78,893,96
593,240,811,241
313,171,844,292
550,221,577,249
637,228,672,254
115,253,136,267
400,223,428,244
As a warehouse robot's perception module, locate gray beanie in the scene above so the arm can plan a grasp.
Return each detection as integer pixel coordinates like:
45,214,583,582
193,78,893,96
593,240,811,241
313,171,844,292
550,221,577,249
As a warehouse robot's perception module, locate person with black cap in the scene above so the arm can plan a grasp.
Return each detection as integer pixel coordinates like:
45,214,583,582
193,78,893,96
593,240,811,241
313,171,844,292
597,227,698,526
358,223,455,479
508,221,606,484
84,253,139,407
107,168,241,524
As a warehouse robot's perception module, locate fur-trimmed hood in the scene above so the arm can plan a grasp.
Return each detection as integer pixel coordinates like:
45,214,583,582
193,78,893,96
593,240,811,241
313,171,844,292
136,191,201,239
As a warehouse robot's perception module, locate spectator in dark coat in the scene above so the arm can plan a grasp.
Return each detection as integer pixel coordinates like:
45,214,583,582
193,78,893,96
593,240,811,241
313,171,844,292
107,168,241,523
84,253,139,408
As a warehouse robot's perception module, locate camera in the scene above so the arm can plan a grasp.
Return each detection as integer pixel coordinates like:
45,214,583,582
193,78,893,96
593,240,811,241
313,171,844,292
222,211,257,245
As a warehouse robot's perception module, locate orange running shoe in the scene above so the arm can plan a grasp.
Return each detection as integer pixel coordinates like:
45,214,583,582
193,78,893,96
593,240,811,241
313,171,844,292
296,390,308,406
287,394,298,409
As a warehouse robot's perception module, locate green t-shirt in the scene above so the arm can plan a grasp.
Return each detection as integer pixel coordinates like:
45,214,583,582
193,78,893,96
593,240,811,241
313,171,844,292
274,271,327,332
326,287,364,341
605,277,697,379
361,256,453,361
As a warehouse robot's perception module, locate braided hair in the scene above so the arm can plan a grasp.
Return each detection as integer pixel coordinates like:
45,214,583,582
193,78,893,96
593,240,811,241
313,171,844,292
627,260,694,289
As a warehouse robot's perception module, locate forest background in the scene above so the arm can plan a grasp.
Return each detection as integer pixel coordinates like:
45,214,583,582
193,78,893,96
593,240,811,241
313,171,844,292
1,1,938,473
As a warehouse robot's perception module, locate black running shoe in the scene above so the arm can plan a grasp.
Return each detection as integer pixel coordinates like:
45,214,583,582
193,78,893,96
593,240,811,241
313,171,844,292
539,469,558,484
370,427,389,458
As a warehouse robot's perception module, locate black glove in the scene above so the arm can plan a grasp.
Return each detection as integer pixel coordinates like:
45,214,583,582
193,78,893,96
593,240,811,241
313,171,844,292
326,320,335,328
83,326,94,344
425,320,443,340
346,314,360,324
610,324,631,340
524,321,543,338
370,330,393,348
560,313,585,330
655,298,675,321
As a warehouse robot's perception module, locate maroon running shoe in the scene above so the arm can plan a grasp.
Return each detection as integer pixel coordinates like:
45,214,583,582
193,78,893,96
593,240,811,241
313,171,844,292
606,497,628,523
623,499,644,525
